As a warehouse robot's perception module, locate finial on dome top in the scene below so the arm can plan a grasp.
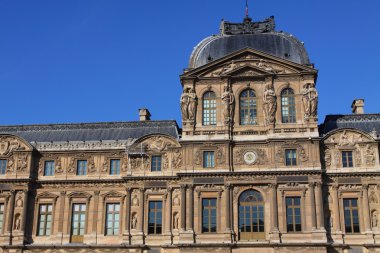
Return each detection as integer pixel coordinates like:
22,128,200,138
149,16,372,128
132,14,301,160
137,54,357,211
244,0,252,22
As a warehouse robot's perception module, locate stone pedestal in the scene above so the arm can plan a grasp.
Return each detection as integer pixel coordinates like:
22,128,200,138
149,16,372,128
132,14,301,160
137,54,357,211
131,230,144,245
11,230,25,245
223,229,233,243
84,232,97,244
179,230,194,244
269,229,281,243
122,230,131,245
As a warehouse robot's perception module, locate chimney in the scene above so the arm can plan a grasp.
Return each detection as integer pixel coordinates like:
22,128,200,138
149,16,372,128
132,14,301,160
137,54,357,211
139,108,151,121
351,99,365,114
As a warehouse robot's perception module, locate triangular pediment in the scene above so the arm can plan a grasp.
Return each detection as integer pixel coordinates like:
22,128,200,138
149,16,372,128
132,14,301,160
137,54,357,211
181,47,316,79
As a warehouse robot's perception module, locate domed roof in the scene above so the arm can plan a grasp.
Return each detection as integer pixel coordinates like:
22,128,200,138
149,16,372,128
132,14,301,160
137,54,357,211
189,17,310,69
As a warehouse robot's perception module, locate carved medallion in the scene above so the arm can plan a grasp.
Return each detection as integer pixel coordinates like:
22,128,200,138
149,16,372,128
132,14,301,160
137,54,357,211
243,151,257,165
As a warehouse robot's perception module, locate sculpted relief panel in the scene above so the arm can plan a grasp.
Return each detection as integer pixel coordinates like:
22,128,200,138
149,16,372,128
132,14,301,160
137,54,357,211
324,130,378,169
0,135,32,175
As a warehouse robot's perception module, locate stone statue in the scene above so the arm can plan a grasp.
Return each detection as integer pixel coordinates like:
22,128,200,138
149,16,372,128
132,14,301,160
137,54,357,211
180,88,197,123
173,213,179,229
14,214,21,230
221,86,235,125
131,214,138,229
263,82,277,125
302,83,318,120
372,211,378,228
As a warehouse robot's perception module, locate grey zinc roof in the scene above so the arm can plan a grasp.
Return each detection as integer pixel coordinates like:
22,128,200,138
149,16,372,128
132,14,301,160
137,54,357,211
0,120,180,143
189,32,310,68
319,114,380,137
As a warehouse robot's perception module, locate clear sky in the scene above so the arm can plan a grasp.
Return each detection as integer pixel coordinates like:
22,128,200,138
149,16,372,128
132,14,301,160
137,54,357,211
0,0,379,126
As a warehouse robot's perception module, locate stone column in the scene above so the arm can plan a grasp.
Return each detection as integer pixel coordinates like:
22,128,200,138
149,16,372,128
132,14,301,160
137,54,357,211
315,182,325,230
309,182,317,230
186,185,194,231
217,191,222,233
138,188,144,232
270,184,279,231
224,184,231,232
92,191,100,233
362,184,371,232
21,190,28,232
58,191,66,234
331,185,341,232
124,188,131,234
165,187,172,234
7,190,16,233
180,185,186,231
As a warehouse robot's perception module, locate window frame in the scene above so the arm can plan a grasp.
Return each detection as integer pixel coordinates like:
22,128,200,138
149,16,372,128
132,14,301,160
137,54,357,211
202,91,217,126
343,198,360,233
148,201,163,235
0,160,6,175
37,203,53,236
203,151,215,168
286,196,302,232
71,203,87,237
239,89,257,125
0,203,4,233
76,160,87,176
109,159,121,175
151,155,162,172
342,151,354,168
202,198,217,233
105,203,120,236
285,149,297,166
43,160,55,176
281,88,296,123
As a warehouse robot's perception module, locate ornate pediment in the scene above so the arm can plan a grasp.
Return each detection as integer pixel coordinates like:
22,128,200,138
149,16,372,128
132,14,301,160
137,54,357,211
181,48,316,79
130,134,180,154
324,129,374,147
0,135,32,157
36,192,59,200
67,191,92,199
101,191,125,199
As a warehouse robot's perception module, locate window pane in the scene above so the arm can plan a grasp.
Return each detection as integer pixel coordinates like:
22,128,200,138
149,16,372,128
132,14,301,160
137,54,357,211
203,92,217,126
240,89,257,125
148,201,163,234
0,160,7,175
203,151,215,168
286,197,301,232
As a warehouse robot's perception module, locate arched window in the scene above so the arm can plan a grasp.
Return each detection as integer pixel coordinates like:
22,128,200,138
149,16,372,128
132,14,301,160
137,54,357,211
238,190,265,240
203,91,216,126
240,89,257,125
281,88,296,123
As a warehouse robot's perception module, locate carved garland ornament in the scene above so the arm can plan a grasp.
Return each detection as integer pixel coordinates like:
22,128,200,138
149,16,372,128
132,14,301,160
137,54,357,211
234,148,268,165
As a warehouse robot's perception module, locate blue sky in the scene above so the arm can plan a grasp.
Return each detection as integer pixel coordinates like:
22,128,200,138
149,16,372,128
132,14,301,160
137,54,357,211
0,0,379,126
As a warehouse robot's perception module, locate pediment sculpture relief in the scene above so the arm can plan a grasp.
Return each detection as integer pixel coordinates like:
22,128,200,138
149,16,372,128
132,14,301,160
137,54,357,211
0,136,28,156
143,136,178,152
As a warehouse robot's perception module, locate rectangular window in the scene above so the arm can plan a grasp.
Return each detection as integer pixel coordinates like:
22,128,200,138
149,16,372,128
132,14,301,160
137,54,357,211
285,149,297,166
0,204,4,232
286,197,302,232
151,156,162,172
0,160,6,175
148,201,162,234
71,204,86,238
203,151,215,168
202,198,217,233
110,159,120,175
44,161,55,176
344,198,360,233
37,204,53,236
76,160,87,175
342,151,353,168
105,203,120,236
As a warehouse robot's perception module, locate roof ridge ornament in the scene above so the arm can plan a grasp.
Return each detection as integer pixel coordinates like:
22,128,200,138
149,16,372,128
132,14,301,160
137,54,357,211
221,16,275,35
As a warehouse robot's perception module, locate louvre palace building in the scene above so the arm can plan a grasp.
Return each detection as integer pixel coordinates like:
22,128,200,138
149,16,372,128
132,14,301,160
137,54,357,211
0,14,379,253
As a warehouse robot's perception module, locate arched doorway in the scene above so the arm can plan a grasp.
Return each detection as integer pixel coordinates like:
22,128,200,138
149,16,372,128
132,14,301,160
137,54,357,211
238,190,265,240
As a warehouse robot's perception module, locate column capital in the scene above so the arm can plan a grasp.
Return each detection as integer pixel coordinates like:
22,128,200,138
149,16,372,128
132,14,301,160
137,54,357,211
269,183,277,189
139,187,145,193
60,191,67,196
315,182,323,187
180,184,187,190
308,182,315,188
362,184,369,191
94,190,100,196
224,183,231,190
187,184,194,190
332,184,339,190
126,187,132,193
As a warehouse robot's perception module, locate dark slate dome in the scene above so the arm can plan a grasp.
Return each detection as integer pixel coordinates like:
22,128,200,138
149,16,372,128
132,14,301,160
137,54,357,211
189,17,310,68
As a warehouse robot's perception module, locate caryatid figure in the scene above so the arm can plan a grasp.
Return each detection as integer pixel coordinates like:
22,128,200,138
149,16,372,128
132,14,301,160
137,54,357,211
221,86,235,125
263,82,277,125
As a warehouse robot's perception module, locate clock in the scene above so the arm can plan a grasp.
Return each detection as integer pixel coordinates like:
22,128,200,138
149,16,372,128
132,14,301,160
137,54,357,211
243,151,257,165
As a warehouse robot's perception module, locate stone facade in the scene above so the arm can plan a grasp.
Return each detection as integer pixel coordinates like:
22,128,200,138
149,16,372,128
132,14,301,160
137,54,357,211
0,15,379,253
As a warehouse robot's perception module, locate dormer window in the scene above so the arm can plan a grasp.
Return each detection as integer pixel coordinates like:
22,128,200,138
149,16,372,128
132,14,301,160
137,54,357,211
342,151,353,168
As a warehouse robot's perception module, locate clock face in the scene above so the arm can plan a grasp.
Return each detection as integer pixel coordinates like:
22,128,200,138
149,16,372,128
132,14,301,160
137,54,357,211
243,151,257,165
